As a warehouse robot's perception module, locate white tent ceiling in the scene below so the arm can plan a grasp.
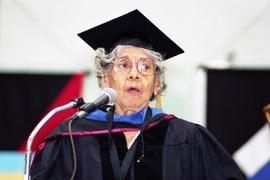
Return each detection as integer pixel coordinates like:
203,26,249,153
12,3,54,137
1,0,270,72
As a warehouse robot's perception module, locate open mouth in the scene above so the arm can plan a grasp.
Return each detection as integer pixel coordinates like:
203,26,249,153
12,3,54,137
126,87,140,94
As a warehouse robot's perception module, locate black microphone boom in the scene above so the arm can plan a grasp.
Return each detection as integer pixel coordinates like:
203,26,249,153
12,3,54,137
72,88,116,120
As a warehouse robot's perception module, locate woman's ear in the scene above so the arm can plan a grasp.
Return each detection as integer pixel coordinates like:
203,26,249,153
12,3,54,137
154,76,161,96
101,76,110,88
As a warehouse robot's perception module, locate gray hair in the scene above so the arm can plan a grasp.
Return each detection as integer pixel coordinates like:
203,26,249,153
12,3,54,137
94,45,167,98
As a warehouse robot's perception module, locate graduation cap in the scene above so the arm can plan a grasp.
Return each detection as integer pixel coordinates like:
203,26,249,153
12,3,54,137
78,9,184,60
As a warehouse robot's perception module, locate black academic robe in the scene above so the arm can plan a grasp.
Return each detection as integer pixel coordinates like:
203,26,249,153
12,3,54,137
30,111,244,180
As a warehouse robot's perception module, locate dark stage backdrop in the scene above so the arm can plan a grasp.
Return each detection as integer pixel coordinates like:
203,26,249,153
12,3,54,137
206,69,270,155
0,72,84,151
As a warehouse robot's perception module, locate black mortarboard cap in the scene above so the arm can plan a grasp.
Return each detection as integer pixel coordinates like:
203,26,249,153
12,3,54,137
78,9,184,60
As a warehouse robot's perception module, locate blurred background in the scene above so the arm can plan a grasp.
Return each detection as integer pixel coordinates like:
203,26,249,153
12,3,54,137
1,0,270,179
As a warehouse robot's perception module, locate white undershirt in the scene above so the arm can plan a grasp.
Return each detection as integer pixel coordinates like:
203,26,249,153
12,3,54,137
126,131,140,149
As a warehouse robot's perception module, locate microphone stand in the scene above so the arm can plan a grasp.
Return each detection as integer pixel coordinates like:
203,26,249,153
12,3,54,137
24,98,84,180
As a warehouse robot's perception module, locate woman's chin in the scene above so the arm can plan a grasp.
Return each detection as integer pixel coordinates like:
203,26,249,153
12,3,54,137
115,97,149,110
126,102,148,110
119,101,146,109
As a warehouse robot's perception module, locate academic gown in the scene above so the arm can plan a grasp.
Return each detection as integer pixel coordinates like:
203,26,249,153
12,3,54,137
30,107,245,180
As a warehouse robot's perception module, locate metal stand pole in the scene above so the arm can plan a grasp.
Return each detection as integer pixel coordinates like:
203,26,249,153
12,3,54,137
24,98,83,180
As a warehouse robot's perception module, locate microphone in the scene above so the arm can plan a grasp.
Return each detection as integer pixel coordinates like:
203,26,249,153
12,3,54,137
70,97,85,108
72,88,116,120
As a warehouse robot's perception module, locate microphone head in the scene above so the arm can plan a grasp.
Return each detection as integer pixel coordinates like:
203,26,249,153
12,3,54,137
103,88,117,105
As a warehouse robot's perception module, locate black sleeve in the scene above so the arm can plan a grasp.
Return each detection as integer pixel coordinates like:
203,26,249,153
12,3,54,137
30,137,73,180
162,118,245,180
192,124,245,180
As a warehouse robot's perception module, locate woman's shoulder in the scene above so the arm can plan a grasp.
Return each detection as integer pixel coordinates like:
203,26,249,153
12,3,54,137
163,115,215,145
166,115,202,132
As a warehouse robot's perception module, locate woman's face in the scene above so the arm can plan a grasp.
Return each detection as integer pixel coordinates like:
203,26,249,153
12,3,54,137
102,46,160,115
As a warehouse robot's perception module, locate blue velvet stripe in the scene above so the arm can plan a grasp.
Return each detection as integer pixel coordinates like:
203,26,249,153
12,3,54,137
248,160,270,180
85,107,163,124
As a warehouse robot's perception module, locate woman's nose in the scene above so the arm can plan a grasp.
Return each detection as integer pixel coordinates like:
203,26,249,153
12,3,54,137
128,64,140,80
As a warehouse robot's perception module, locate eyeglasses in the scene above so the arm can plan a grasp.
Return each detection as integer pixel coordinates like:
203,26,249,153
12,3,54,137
112,56,157,76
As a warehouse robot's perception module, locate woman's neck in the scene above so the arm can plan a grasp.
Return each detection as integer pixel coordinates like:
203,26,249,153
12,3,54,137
114,102,148,116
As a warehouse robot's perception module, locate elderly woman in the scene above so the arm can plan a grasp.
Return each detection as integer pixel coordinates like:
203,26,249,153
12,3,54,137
30,10,244,180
